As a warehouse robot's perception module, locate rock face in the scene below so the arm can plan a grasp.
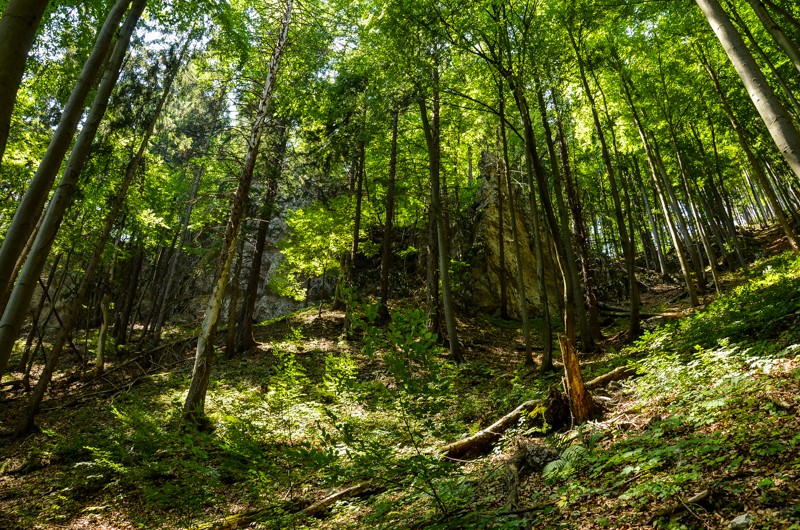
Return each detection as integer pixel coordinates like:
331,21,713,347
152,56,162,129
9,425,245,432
461,159,561,318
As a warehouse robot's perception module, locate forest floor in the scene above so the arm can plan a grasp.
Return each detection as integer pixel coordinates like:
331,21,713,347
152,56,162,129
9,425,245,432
1,246,800,529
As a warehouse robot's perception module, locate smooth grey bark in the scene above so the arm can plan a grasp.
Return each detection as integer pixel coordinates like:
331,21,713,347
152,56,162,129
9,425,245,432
0,0,143,378
0,0,131,309
695,0,800,184
419,63,462,364
698,47,799,249
746,0,800,74
15,40,182,435
183,0,292,423
0,0,50,167
728,1,800,118
621,77,700,306
574,35,640,340
499,80,533,366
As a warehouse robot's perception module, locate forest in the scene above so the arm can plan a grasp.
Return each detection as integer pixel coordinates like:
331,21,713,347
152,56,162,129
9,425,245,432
0,0,799,527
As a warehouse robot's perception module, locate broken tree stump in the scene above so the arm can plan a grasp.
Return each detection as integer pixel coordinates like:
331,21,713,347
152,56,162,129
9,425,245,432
559,335,598,425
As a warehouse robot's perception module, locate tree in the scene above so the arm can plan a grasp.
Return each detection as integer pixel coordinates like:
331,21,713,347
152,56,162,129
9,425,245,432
183,0,293,424
0,0,145,378
0,0,50,167
695,0,800,191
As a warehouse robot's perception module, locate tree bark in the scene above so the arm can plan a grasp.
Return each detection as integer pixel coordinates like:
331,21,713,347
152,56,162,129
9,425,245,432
746,0,800,74
553,94,603,342
0,0,132,310
695,0,800,185
572,34,640,340
620,77,700,306
499,80,533,366
419,63,462,363
0,0,50,166
378,108,399,322
537,86,591,350
14,35,185,435
0,0,144,378
183,0,292,423
697,46,799,249
559,335,597,425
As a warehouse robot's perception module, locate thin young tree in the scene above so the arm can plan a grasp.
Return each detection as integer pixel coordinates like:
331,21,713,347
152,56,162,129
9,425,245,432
183,0,293,424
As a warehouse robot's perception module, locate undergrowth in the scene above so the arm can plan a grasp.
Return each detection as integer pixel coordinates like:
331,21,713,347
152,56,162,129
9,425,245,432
2,253,799,529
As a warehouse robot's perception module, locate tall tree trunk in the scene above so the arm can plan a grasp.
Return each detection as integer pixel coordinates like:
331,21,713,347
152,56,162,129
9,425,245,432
496,135,509,320
419,63,462,363
153,88,227,344
695,0,800,186
0,0,131,308
225,233,245,359
14,43,181,435
746,0,800,74
94,280,111,377
728,1,800,118
499,81,533,366
697,47,799,249
16,254,61,373
498,76,555,368
0,0,50,166
537,87,592,350
114,245,143,345
183,0,292,423
0,0,145,378
378,108,399,322
553,95,603,342
572,35,640,340
235,124,285,352
620,78,700,306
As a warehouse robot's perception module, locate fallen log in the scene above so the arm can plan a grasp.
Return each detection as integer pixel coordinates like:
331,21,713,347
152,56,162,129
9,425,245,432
442,399,541,460
302,482,385,517
647,489,710,524
596,302,683,320
585,365,639,391
189,482,385,530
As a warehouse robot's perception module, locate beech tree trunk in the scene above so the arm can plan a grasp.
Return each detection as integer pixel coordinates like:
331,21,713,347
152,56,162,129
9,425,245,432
419,62,462,363
698,47,799,249
0,0,131,311
234,123,284,353
537,87,592,350
0,0,50,166
0,0,144,378
499,80,533,365
746,0,800,74
183,0,292,423
14,37,185,435
378,108,399,322
621,77,700,306
695,0,800,186
553,94,603,341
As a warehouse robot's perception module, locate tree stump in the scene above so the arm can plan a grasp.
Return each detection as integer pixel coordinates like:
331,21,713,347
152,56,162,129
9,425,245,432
559,334,597,425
